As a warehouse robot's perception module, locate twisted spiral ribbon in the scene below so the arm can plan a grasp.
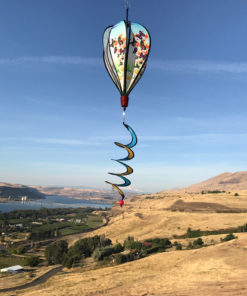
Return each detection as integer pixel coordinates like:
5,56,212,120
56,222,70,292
105,122,137,206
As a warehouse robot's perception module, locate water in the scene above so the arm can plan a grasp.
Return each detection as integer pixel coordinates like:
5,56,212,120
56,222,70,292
0,195,112,212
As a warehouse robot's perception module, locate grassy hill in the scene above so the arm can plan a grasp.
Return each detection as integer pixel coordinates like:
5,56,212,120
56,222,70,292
2,176,247,295
4,233,247,296
66,190,247,245
164,171,247,193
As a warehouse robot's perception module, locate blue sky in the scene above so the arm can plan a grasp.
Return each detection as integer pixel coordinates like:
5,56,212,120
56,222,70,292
1,0,247,193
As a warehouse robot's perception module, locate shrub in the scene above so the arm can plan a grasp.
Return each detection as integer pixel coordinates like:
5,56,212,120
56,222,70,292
186,238,204,249
238,223,247,232
221,233,237,242
234,193,239,196
99,235,112,247
25,256,40,267
126,252,134,261
123,236,135,249
67,235,111,260
115,253,127,264
124,236,142,251
152,238,171,249
7,244,25,255
45,240,68,265
192,238,204,248
62,255,76,268
173,241,182,250
92,246,115,261
186,242,193,249
186,228,203,238
146,246,161,254
114,243,124,253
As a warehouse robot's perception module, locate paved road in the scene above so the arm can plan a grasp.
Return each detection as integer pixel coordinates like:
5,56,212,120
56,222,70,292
0,215,110,293
0,266,63,293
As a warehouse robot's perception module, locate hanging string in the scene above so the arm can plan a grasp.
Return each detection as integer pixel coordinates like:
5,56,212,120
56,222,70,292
125,0,129,22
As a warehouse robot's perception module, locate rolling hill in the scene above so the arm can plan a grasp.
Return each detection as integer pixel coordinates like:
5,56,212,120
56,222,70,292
32,186,136,202
0,183,45,200
2,173,247,296
0,182,137,203
164,171,247,193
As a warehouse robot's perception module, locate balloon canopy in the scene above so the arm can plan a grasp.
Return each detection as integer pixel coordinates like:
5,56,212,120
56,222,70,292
103,20,151,109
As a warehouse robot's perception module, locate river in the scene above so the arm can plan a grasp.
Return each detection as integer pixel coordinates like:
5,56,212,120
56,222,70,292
0,195,112,212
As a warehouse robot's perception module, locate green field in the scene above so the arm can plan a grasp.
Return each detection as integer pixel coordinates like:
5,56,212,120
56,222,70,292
86,215,103,228
0,256,25,269
59,215,103,236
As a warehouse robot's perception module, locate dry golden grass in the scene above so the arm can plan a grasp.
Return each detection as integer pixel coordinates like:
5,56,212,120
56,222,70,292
163,171,247,192
0,265,58,290
4,233,247,296
2,192,247,295
67,192,247,245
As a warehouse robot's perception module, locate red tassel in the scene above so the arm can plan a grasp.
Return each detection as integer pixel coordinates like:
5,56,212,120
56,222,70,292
121,96,129,108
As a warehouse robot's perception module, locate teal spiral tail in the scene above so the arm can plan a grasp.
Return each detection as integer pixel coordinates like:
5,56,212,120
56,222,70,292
105,122,137,206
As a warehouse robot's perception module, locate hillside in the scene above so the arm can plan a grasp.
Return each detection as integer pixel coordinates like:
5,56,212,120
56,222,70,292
164,171,247,193
0,183,45,201
32,186,136,202
2,175,247,296
67,189,247,244
0,182,137,203
4,233,247,296
3,189,247,296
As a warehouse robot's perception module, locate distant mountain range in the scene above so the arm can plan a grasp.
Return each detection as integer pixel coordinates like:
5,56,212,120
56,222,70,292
0,182,138,202
0,182,45,201
31,186,129,201
164,171,247,193
4,171,247,202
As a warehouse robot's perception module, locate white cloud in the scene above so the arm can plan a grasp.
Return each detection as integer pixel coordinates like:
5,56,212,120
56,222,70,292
0,56,102,67
138,132,247,142
150,59,247,75
1,132,247,148
1,56,247,75
34,138,99,146
0,136,101,146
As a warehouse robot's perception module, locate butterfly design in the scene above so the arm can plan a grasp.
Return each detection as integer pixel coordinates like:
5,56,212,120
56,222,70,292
110,39,115,47
140,40,146,50
130,37,137,47
118,36,124,45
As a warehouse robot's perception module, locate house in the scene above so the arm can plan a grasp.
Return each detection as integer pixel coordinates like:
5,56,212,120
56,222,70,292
0,265,24,274
32,221,43,225
15,224,23,229
56,218,64,222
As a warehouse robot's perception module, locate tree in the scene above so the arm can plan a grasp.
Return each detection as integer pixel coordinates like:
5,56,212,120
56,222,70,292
45,240,68,265
173,241,182,250
99,234,112,247
25,256,40,267
62,254,77,268
192,238,204,248
238,223,247,232
114,243,124,253
221,233,236,242
124,236,142,251
115,254,127,264
92,246,115,261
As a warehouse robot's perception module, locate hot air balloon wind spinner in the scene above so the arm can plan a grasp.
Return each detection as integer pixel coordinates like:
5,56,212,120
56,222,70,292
103,1,151,207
